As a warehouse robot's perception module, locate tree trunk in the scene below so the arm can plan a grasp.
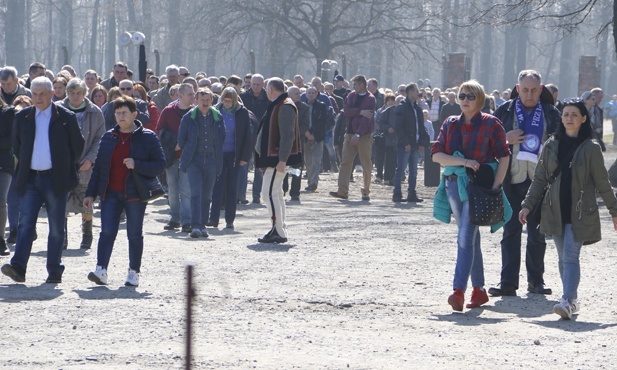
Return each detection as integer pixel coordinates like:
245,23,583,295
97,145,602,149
106,3,117,76
127,0,137,70
558,33,575,97
5,0,26,71
515,26,528,77
168,0,182,64
478,0,492,89
47,0,53,68
502,27,516,89
142,0,152,68
89,0,100,70
25,0,32,68
66,0,73,65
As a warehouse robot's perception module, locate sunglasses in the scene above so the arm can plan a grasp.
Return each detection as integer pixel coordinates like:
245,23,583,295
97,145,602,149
120,87,132,91
458,93,476,101
563,98,583,104
181,73,190,77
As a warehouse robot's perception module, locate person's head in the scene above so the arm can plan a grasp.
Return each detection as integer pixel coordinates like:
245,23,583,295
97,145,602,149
423,109,429,121
581,91,595,109
118,79,135,97
178,66,190,82
591,87,603,105
244,73,253,88
107,86,122,102
457,79,486,117
148,75,159,91
0,67,19,93
334,75,345,89
209,76,220,84
405,82,419,101
13,95,32,111
56,69,72,82
146,69,154,79
367,78,379,94
351,75,367,94
182,77,198,93
310,76,323,92
169,84,180,101
226,75,243,93
177,83,196,107
432,88,441,100
195,88,214,112
30,76,54,111
287,86,301,102
251,74,265,94
52,77,68,99
293,75,305,88
66,78,88,107
556,98,592,140
447,92,456,104
395,95,405,105
28,62,46,80
112,61,128,82
306,86,318,103
61,65,77,78
211,82,223,95
113,96,138,130
198,78,212,89
220,87,239,110
397,84,406,96
384,93,396,107
132,83,148,101
266,77,286,101
165,64,180,86
492,90,501,99
84,70,99,90
90,85,107,108
545,83,559,102
516,69,543,109
323,82,334,96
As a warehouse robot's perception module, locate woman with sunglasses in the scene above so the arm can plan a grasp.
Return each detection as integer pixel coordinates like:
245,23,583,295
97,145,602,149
519,98,617,320
432,80,511,311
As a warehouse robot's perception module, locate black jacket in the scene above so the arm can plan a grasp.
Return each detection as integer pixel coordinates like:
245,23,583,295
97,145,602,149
306,100,328,143
0,105,15,175
239,88,270,122
13,104,85,196
216,103,255,167
394,99,430,149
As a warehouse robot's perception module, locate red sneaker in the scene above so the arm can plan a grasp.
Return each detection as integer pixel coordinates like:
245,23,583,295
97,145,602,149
466,287,489,308
448,288,465,312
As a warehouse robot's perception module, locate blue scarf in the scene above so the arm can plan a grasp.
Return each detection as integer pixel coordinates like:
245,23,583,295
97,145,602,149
515,98,543,163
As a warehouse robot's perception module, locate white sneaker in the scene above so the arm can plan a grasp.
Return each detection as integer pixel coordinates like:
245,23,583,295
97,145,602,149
125,269,140,287
554,299,577,320
570,299,580,314
87,266,108,285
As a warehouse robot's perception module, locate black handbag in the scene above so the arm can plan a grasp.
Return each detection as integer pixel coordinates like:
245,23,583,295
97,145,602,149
467,165,504,226
131,170,165,203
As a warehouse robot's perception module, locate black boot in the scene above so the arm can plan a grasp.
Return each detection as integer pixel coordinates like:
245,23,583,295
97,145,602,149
80,219,93,249
6,227,17,244
0,237,9,256
63,218,68,250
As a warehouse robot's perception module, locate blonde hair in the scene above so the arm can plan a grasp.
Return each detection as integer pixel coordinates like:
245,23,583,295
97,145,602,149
457,79,486,111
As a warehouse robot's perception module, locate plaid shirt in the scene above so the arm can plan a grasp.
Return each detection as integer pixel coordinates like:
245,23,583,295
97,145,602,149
431,111,510,163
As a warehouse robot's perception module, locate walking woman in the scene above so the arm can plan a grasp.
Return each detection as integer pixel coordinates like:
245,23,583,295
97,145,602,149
0,97,15,256
432,80,511,311
209,87,253,229
519,98,617,320
84,96,165,286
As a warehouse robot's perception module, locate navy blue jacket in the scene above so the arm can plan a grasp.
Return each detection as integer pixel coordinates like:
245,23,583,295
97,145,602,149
178,106,225,176
13,104,85,196
86,120,165,201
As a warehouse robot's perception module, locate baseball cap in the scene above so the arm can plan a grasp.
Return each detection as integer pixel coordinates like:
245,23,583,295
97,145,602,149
334,75,344,82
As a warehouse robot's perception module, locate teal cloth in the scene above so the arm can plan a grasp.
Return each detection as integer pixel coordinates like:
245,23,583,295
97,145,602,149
433,151,512,233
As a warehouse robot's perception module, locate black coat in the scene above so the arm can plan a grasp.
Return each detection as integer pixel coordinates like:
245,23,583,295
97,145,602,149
307,100,328,143
215,103,255,167
0,105,15,175
13,104,85,196
394,99,430,149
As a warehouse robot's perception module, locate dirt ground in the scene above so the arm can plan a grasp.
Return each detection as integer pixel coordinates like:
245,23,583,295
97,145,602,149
2,133,617,369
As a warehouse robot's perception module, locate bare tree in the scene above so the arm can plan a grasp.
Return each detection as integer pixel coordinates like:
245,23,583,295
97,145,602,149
4,0,26,70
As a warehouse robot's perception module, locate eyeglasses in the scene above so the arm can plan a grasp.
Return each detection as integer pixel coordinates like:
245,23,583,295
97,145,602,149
563,98,583,104
120,87,132,91
114,111,131,116
223,99,233,104
458,93,476,101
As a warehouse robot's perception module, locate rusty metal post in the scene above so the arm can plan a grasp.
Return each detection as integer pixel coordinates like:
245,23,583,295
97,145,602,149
185,265,195,370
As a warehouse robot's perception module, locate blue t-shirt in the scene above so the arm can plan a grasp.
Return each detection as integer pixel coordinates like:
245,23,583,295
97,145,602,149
221,109,236,153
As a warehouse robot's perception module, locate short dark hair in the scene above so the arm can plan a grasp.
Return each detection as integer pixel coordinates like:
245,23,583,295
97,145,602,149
351,75,367,87
149,75,159,83
113,61,128,71
367,78,378,87
405,82,419,95
113,95,137,113
244,73,253,80
29,62,46,74
555,99,593,141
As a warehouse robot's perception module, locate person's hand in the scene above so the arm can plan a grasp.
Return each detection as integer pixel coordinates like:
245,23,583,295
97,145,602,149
388,128,394,134
464,159,480,171
404,144,411,153
305,131,311,139
175,144,181,151
123,158,135,169
613,216,617,231
83,196,94,209
276,161,286,173
506,129,526,145
79,159,93,171
239,161,248,166
360,110,374,118
350,135,360,146
519,208,530,225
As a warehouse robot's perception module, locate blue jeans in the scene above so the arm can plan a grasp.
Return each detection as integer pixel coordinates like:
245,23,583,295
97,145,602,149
210,152,241,225
500,178,546,289
165,160,191,225
187,155,217,228
237,162,249,202
446,178,484,292
393,146,419,197
11,172,68,277
304,140,323,188
252,162,263,201
7,175,19,229
553,224,582,301
97,191,147,272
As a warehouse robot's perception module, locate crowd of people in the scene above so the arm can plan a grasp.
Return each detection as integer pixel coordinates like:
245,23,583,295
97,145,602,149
0,61,616,320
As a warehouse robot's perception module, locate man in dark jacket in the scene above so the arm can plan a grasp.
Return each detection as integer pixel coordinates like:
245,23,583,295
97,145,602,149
488,69,561,297
392,83,430,203
1,77,84,284
304,87,328,192
100,61,128,92
284,86,309,201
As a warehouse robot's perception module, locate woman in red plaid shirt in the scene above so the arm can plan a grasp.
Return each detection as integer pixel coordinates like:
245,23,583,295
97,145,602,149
431,80,511,312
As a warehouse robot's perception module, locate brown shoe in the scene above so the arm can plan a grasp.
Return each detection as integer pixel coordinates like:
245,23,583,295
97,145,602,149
329,191,348,200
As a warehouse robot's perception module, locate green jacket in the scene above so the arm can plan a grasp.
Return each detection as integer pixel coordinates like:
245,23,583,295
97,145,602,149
521,137,617,245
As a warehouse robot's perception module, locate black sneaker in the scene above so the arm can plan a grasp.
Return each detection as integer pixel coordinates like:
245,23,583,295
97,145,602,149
406,195,424,203
0,238,9,256
1,264,25,282
45,275,62,284
488,284,517,297
163,221,181,230
181,224,192,233
392,194,404,202
6,228,17,244
258,230,287,244
528,283,552,295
